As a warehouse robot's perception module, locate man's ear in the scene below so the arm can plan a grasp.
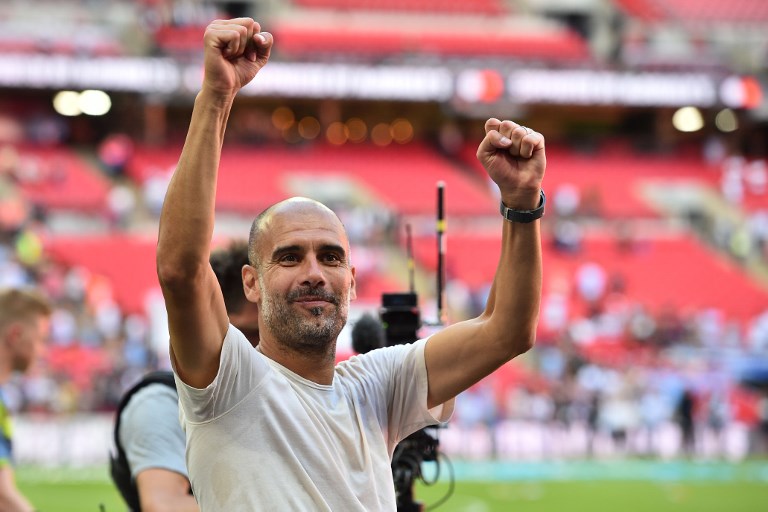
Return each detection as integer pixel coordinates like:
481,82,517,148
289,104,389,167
349,265,357,301
242,264,260,303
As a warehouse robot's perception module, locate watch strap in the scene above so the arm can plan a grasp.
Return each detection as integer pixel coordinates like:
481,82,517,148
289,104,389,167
499,190,546,223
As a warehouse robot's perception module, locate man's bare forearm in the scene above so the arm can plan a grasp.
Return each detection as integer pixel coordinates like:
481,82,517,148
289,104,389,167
157,89,234,277
484,217,542,357
156,19,272,386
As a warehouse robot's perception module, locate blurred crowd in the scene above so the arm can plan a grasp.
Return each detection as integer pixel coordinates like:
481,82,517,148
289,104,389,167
0,124,767,461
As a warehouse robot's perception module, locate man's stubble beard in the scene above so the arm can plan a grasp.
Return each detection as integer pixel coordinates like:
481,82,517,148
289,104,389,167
260,277,349,357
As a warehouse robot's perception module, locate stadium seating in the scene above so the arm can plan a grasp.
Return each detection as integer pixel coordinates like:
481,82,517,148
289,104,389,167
154,21,589,62
269,23,589,61
42,233,404,315
127,143,497,216
461,141,722,219
614,0,768,23
8,145,110,212
150,0,589,63
152,24,205,54
292,0,506,15
412,231,768,323
612,0,666,22
43,234,160,315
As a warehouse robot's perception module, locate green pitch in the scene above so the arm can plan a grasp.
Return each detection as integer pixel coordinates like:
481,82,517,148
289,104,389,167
17,466,124,512
17,462,768,512
415,480,768,512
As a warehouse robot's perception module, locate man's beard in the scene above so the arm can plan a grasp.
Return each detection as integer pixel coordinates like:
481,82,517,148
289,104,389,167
261,282,348,356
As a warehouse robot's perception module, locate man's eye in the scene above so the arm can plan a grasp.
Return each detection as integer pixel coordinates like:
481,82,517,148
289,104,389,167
322,253,341,263
280,254,299,263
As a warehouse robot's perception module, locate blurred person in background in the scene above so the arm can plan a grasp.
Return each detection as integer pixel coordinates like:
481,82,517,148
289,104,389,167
0,288,51,512
156,17,545,510
110,241,259,512
676,388,697,457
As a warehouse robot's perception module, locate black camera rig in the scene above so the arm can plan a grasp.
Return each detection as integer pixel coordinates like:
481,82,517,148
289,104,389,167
380,292,442,512
380,182,452,511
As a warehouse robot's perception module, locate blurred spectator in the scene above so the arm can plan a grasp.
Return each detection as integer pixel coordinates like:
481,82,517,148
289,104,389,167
0,287,52,511
107,183,137,230
703,135,727,166
0,146,20,176
639,386,668,456
553,183,580,218
758,394,768,455
586,391,602,457
142,168,172,216
615,221,638,253
601,386,639,455
98,134,134,178
654,305,686,347
580,186,604,218
706,389,731,457
575,261,607,316
721,156,745,205
14,229,43,269
747,210,768,262
747,309,768,352
50,306,78,346
0,119,24,145
745,160,766,196
540,281,570,338
675,389,697,457
552,219,583,253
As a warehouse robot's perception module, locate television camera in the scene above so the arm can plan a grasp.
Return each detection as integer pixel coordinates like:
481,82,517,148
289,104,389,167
359,182,453,511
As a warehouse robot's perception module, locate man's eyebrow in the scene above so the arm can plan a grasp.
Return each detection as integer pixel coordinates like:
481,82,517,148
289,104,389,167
319,244,346,255
271,243,347,260
271,245,302,260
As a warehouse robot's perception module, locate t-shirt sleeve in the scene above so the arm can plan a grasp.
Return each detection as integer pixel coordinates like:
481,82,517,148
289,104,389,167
119,384,188,479
389,338,455,442
174,324,267,423
342,337,455,447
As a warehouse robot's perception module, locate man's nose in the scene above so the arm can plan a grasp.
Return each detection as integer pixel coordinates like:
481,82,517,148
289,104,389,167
301,257,326,287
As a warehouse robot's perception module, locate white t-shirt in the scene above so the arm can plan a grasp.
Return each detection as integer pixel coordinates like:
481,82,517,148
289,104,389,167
175,324,453,511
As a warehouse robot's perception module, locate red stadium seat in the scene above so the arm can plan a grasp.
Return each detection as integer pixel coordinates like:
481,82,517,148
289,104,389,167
271,24,590,61
614,0,768,23
43,234,403,314
8,146,110,212
412,231,768,322
128,143,496,217
292,0,506,15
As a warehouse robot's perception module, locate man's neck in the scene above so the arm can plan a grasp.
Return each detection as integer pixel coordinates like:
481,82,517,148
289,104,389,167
258,338,337,385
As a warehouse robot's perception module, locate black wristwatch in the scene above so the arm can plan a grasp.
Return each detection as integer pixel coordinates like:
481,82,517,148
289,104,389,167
499,190,546,223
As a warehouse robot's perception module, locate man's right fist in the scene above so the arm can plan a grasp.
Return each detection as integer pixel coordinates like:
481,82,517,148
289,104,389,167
202,18,273,96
